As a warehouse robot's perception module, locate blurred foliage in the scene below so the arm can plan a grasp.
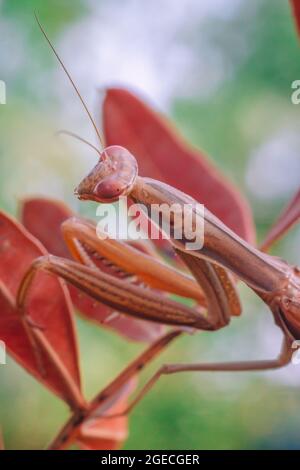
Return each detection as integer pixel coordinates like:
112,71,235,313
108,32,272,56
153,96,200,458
0,0,300,450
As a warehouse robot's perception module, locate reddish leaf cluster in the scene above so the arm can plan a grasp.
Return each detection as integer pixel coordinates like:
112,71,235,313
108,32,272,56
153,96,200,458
0,211,136,449
1,2,300,445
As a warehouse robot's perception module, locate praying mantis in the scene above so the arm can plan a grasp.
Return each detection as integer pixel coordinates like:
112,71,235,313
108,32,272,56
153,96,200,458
15,15,300,426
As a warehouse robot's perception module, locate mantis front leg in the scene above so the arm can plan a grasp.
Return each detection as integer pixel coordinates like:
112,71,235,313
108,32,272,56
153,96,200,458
61,216,206,304
16,215,242,381
17,254,212,330
61,216,240,328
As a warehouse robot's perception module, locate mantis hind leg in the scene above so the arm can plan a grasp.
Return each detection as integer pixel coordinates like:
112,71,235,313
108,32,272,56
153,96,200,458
107,336,292,419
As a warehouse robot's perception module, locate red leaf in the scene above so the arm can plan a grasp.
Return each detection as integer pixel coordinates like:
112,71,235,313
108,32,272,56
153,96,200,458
0,212,83,407
103,88,255,243
291,0,300,37
75,380,136,450
261,188,300,251
20,197,72,259
20,198,164,342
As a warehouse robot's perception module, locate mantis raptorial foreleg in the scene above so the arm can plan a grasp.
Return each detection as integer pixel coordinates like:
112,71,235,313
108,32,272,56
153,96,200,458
16,214,242,380
16,254,212,331
61,217,206,303
62,216,240,326
176,250,240,328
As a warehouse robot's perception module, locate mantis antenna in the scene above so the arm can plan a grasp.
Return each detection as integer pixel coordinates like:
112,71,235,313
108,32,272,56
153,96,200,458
56,130,101,155
35,12,105,148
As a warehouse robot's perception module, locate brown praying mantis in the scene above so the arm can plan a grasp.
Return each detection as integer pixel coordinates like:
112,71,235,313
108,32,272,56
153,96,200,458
15,16,300,423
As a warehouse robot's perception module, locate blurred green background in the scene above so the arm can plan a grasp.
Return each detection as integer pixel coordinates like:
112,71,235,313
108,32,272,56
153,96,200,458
0,0,300,450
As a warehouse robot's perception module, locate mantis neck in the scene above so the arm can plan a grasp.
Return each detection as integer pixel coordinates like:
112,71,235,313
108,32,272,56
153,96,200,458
131,177,288,294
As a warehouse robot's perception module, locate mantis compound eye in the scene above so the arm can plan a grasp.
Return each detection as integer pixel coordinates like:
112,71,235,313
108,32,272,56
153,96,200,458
75,145,138,203
94,178,123,201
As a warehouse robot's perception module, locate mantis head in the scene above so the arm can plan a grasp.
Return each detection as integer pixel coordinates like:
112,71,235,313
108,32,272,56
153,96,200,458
75,145,138,203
